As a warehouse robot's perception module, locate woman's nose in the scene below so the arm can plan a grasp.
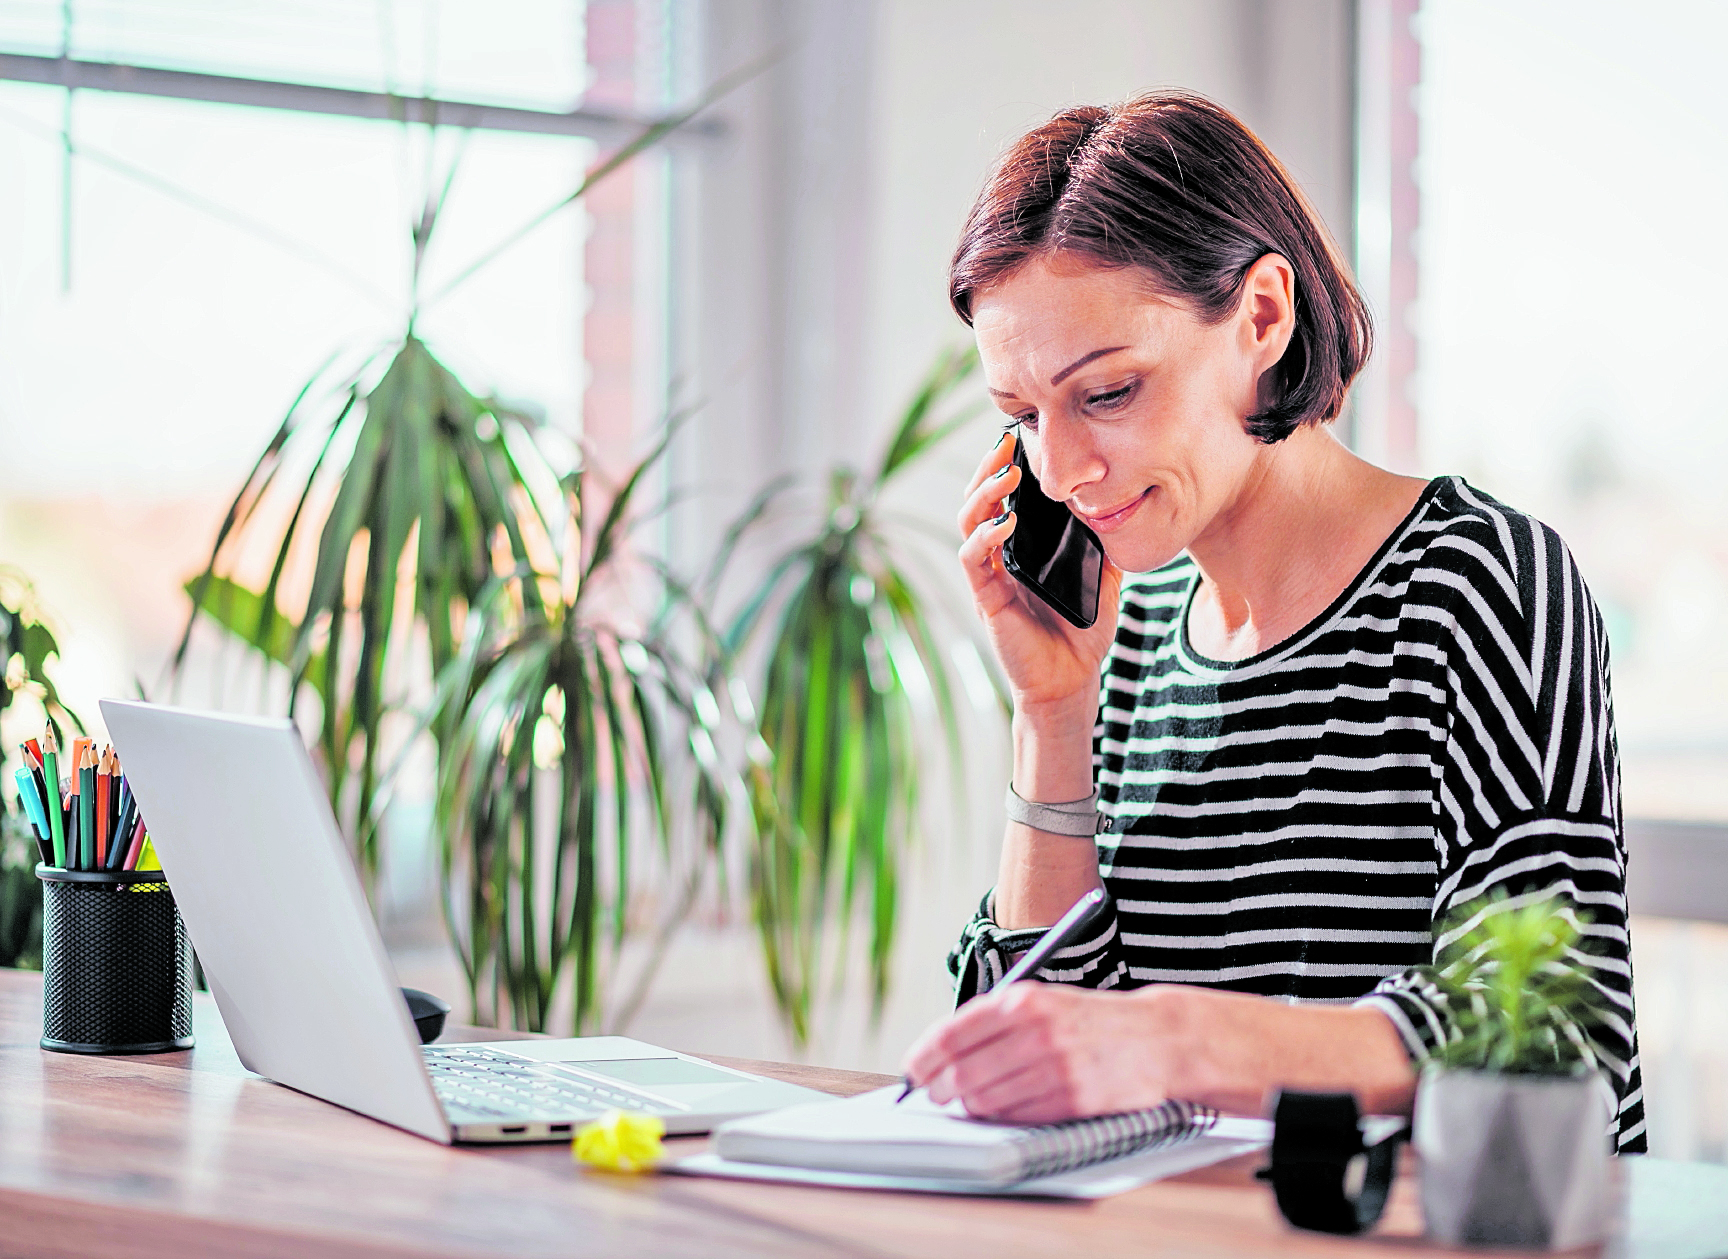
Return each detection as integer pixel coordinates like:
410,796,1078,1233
1035,425,1103,502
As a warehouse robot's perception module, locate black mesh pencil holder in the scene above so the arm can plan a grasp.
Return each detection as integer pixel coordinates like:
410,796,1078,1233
36,865,194,1054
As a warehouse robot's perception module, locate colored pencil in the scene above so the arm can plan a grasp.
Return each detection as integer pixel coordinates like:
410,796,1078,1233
22,730,153,873
78,745,96,871
95,751,112,869
107,754,121,841
40,727,65,869
91,745,105,863
107,782,136,872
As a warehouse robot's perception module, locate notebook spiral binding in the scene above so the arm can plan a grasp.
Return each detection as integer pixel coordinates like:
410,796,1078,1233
1015,1099,1217,1181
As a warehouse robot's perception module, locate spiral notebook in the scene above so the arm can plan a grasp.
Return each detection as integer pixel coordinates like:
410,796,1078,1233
671,1085,1266,1197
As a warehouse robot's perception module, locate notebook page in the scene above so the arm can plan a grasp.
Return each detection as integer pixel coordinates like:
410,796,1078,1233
720,1085,1020,1148
673,1132,1269,1199
713,1085,1214,1183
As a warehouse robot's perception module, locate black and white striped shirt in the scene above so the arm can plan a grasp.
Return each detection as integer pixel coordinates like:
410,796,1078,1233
950,476,1645,1152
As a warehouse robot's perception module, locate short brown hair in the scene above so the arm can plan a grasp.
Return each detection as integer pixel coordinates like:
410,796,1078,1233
949,91,1371,443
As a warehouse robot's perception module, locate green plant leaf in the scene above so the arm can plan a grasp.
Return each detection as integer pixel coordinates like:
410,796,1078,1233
178,336,562,880
874,345,983,488
579,411,690,593
423,55,774,310
723,345,998,1043
180,575,330,709
429,424,739,1034
0,575,73,718
1428,890,1604,1076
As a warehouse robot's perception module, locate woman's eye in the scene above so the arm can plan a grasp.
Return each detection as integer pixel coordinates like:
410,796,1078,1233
1015,412,1040,430
1087,384,1133,410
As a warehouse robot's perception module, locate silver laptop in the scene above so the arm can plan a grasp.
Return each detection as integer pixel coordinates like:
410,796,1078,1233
102,699,828,1144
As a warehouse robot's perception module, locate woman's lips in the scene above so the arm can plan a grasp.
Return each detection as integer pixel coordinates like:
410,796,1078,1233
1075,486,1154,534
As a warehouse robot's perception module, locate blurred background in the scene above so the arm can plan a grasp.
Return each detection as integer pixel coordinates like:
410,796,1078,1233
1,0,1723,1158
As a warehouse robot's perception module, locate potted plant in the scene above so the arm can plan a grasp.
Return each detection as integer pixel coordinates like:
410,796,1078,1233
429,424,740,1033
174,91,741,1035
1415,893,1617,1248
175,80,737,882
722,346,1004,1043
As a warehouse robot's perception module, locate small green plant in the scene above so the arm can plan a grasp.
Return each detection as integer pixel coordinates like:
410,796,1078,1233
0,570,84,970
1430,892,1603,1076
0,813,43,970
0,569,82,748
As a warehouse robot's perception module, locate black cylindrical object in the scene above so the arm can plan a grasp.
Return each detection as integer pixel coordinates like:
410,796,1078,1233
37,865,194,1054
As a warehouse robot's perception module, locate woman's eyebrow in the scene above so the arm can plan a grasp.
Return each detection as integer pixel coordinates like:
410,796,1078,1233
986,345,1132,398
1050,346,1129,386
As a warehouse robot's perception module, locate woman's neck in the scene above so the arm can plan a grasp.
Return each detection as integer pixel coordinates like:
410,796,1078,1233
1183,426,1427,662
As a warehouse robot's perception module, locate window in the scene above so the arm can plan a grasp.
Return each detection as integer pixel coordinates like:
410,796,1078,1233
1418,0,1728,1163
1417,0,1728,825
0,1,668,713
0,0,674,939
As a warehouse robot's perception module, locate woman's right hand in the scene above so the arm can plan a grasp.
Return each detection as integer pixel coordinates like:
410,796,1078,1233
958,430,1122,716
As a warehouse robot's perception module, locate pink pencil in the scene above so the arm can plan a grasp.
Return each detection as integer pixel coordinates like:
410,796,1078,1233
123,815,148,870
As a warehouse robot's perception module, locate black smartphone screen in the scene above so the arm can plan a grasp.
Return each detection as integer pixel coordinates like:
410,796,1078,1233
1001,439,1104,629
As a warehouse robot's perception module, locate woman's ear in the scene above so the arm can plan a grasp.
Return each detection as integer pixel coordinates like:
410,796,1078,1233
1239,253,1297,370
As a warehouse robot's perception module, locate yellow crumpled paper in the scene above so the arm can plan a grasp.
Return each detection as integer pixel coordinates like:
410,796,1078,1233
573,1110,666,1173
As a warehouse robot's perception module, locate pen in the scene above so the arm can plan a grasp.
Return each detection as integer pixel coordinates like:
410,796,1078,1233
895,886,1108,1103
24,748,50,836
13,768,54,866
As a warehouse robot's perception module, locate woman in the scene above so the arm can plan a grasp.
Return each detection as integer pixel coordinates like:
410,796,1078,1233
900,91,1643,1153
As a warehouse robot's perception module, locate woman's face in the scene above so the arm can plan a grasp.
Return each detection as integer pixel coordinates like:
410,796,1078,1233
971,253,1288,574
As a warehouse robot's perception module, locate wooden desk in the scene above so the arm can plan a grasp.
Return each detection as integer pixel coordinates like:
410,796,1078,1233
0,970,1721,1258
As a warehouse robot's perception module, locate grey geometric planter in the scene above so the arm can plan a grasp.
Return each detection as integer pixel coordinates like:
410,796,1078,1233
1414,1066,1617,1249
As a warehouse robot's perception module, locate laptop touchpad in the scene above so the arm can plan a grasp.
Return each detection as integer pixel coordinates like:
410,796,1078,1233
562,1057,742,1087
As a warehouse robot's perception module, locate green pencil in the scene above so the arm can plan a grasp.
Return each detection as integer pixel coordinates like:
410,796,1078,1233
78,747,96,871
41,727,65,868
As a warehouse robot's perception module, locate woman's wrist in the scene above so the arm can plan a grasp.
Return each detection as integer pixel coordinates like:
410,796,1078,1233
1011,693,1099,802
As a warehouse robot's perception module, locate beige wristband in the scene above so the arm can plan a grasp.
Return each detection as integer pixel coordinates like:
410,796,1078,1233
1004,783,1106,837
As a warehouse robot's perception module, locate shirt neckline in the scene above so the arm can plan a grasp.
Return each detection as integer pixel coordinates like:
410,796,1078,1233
1174,476,1448,675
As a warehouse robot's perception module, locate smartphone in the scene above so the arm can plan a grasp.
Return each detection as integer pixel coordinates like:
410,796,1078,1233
1000,437,1104,629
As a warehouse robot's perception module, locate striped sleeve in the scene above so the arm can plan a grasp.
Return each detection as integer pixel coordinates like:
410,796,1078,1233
1357,496,1645,1152
947,889,1127,1003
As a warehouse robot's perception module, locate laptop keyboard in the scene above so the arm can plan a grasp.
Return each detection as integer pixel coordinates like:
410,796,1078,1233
423,1045,661,1122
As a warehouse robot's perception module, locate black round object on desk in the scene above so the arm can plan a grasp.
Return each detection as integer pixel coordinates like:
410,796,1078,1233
401,987,449,1044
1258,1090,1407,1235
37,864,194,1054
